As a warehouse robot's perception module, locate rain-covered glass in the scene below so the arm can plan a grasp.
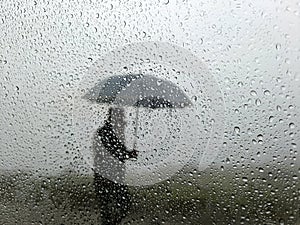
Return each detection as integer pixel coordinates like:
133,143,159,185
0,0,299,224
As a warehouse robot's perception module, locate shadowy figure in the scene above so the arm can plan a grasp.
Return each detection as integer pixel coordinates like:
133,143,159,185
94,107,138,225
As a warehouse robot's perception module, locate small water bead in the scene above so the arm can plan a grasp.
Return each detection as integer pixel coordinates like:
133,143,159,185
234,126,240,134
250,90,257,96
289,123,295,129
255,99,261,106
263,90,270,96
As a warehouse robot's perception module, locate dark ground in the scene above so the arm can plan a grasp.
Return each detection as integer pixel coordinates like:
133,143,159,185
0,165,299,225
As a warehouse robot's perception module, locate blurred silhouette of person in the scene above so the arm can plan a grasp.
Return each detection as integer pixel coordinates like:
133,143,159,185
93,107,138,225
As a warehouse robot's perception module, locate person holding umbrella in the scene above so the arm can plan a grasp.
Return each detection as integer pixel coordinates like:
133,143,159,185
93,107,138,225
84,73,192,224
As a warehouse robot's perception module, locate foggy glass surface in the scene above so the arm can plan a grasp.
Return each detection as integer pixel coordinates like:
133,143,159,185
0,0,299,224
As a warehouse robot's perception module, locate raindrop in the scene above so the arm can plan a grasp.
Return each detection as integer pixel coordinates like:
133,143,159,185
255,99,261,106
276,105,282,111
242,177,248,182
275,43,281,50
157,79,162,86
199,10,206,17
289,123,295,129
189,96,197,103
199,38,203,45
263,90,270,96
250,90,257,96
226,157,230,163
234,126,240,134
279,218,285,225
285,58,290,64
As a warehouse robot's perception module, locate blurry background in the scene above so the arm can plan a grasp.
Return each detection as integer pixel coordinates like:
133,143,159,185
0,0,299,175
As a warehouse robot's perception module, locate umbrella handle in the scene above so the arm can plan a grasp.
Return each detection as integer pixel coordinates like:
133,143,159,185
133,107,139,150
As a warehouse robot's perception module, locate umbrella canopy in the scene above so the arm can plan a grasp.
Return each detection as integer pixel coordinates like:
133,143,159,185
83,74,192,108
84,74,192,150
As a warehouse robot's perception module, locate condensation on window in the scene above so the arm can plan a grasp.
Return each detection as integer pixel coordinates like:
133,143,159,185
0,0,299,224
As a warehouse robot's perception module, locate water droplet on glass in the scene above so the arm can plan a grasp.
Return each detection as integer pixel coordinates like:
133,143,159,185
255,99,261,106
250,90,257,96
264,90,270,96
275,43,281,50
234,126,240,134
192,96,197,102
242,177,248,182
289,123,295,129
277,107,284,114
157,79,162,86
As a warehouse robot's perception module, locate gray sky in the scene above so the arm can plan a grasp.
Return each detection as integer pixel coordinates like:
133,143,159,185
0,0,299,175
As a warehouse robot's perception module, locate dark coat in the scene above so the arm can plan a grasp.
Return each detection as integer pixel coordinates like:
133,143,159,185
97,121,132,162
95,121,133,225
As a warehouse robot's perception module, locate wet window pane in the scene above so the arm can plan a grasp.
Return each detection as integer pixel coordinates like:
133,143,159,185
0,0,299,224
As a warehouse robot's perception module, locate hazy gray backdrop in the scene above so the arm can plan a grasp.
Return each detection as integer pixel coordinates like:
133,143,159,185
0,0,299,176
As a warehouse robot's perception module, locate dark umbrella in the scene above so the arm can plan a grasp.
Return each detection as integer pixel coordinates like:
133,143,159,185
83,74,192,149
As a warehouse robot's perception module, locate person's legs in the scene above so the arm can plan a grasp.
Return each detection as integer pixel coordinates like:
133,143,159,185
94,173,132,225
117,184,132,221
94,173,113,224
